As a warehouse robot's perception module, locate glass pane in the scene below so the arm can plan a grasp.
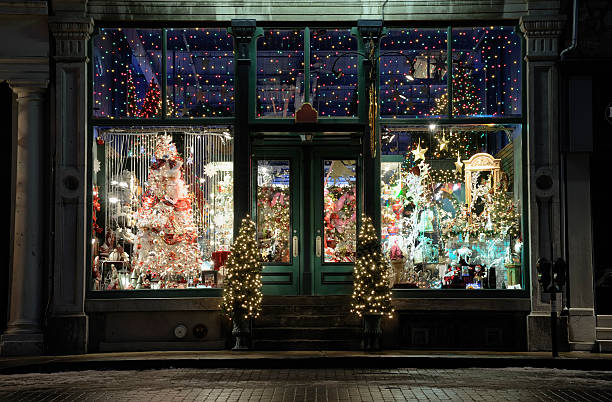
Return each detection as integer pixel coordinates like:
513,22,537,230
310,28,358,117
257,30,305,118
91,126,233,290
323,160,357,262
451,26,522,117
93,28,162,118
166,28,234,118
256,160,291,263
380,29,448,118
381,124,523,290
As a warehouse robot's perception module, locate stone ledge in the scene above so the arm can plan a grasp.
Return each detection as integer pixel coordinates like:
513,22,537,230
86,297,223,312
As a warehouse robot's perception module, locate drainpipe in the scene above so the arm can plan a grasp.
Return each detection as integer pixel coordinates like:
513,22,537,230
560,0,579,60
381,0,389,23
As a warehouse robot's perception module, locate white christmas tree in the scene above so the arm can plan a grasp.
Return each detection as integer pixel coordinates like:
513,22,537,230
132,135,202,288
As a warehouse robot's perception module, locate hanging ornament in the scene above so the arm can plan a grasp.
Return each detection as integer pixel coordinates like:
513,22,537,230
454,152,463,173
96,136,105,145
411,140,428,162
438,130,449,152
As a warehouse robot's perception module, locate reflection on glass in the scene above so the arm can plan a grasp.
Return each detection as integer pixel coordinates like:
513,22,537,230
257,30,305,118
451,26,521,117
166,28,234,118
379,29,448,118
323,160,357,262
257,160,291,263
93,28,162,118
310,29,358,116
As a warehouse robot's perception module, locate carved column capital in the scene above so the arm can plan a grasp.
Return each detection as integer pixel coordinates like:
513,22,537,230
8,80,49,100
230,19,256,60
520,15,567,61
49,17,94,62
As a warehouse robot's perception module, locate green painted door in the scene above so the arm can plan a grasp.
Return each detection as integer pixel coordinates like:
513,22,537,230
253,149,302,295
253,146,360,295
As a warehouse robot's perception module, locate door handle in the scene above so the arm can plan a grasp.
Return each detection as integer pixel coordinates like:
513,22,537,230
293,235,298,258
316,235,322,257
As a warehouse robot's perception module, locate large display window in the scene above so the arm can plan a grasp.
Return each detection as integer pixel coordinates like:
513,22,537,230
380,124,523,290
91,127,233,291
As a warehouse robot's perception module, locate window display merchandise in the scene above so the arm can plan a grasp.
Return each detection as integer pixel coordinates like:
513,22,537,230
381,124,523,290
91,127,233,290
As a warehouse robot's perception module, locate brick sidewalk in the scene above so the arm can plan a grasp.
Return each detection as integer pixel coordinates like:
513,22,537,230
1,367,612,401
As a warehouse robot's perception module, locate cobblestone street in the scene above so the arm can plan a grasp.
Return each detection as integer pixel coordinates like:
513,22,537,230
1,367,611,401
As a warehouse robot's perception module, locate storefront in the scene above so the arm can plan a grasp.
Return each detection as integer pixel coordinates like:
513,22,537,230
2,0,608,355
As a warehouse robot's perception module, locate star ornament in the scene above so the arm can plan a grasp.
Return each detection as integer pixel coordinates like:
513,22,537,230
411,140,428,162
454,152,463,173
438,130,449,152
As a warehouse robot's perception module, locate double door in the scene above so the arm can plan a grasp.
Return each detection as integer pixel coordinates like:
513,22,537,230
253,145,361,295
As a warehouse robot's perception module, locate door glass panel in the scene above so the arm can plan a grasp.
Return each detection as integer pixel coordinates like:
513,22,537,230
323,160,357,263
257,160,291,263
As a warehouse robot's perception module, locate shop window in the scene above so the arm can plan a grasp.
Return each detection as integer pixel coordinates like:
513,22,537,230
380,124,523,290
451,26,522,117
91,126,233,290
166,28,234,118
310,29,358,117
256,30,305,118
93,28,162,118
379,29,448,118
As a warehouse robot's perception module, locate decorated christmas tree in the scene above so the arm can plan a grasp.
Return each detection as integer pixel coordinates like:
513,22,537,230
221,216,263,320
126,69,138,117
485,182,521,239
351,215,394,318
140,78,161,118
431,63,481,116
132,135,202,288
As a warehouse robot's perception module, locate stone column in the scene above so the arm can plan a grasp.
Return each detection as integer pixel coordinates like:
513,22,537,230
1,80,48,356
47,17,93,354
519,15,566,351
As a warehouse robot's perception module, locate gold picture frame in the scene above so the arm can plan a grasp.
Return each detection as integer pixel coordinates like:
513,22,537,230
463,152,502,210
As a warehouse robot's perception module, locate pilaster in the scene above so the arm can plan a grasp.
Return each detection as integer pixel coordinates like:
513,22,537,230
519,14,566,351
47,16,93,355
1,80,48,356
230,19,256,237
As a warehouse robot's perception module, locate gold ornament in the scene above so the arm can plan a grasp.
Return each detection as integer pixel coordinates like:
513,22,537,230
454,152,463,173
438,130,449,152
411,140,428,162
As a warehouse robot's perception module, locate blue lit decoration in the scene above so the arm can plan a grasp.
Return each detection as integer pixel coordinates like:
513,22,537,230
310,29,358,117
450,26,521,117
257,30,305,118
166,28,235,118
379,29,448,118
93,28,162,118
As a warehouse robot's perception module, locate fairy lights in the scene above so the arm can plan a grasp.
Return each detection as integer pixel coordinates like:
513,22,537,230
351,215,394,318
220,216,263,320
257,30,304,118
93,28,234,119
379,26,521,118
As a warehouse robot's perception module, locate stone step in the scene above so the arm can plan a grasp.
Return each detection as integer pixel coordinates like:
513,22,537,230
596,327,612,340
254,314,361,328
253,339,362,351
253,326,362,340
260,304,352,316
596,315,612,328
262,296,352,306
